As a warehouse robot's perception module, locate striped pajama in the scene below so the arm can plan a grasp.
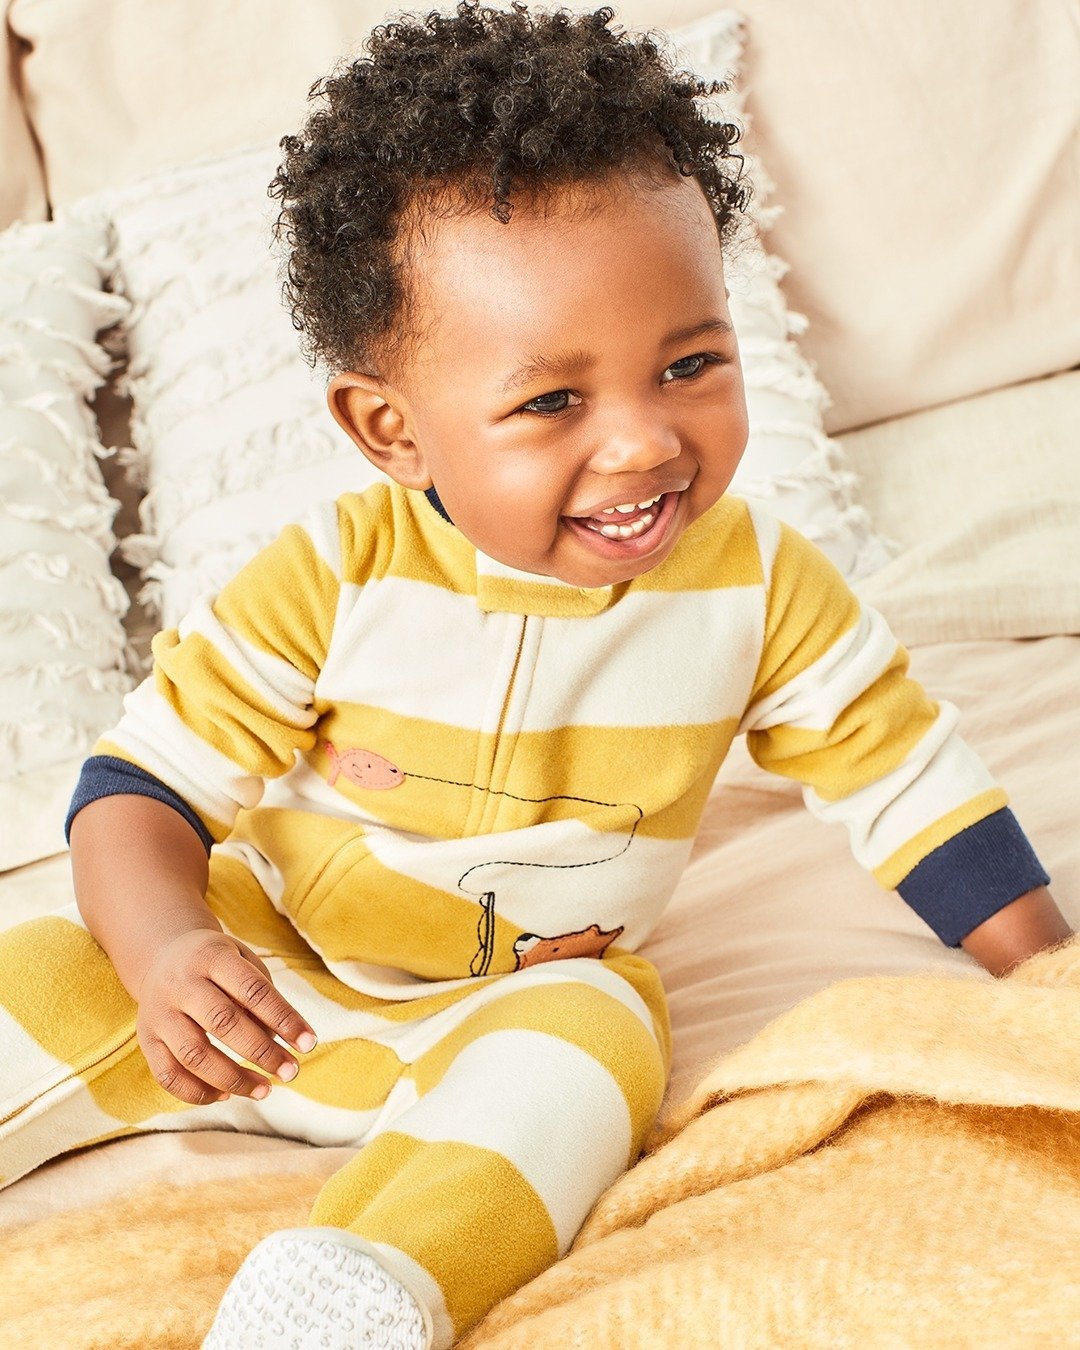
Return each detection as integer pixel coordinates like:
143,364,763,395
0,876,669,1348
23,481,1048,1341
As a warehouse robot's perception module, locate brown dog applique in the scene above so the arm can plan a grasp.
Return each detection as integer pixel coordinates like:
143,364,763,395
512,923,625,970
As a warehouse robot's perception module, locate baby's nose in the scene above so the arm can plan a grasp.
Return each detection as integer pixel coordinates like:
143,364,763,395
589,420,681,475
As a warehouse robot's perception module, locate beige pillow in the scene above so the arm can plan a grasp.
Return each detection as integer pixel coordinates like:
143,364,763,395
0,18,47,227
11,0,380,205
12,0,1079,432
728,0,1080,433
841,369,1080,647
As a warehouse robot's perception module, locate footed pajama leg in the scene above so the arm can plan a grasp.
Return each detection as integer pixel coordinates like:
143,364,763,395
308,952,670,1348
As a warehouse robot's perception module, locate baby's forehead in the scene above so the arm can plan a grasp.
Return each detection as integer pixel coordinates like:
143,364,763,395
402,170,720,293
385,174,728,388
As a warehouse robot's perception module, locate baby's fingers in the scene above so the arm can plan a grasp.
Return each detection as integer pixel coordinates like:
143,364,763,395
187,983,303,1086
144,1012,270,1104
208,946,317,1054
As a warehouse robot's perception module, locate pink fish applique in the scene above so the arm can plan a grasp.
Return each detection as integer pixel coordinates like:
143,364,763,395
324,740,405,790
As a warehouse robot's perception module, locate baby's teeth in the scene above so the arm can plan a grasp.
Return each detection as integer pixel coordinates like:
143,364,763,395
600,495,660,517
600,495,661,516
599,512,655,539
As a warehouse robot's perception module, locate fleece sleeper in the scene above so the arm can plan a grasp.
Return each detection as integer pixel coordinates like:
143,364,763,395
1,482,1051,1341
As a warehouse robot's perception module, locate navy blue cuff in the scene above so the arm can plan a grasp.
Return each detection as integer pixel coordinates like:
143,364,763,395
896,807,1050,947
65,754,215,856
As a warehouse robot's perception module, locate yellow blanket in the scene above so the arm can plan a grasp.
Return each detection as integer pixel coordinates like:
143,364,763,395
2,937,1078,1348
462,935,1080,1348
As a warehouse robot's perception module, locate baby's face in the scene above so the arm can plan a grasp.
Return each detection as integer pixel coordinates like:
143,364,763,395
337,169,749,589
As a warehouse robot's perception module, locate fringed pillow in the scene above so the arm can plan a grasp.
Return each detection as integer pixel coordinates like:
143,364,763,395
98,143,379,630
0,214,133,869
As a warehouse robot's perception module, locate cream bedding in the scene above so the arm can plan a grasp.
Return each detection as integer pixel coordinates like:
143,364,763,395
1,632,1077,1345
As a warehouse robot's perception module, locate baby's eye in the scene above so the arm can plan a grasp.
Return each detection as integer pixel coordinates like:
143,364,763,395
661,352,720,382
520,389,582,416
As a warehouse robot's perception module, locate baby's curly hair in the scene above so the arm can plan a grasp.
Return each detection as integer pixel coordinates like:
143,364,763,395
269,2,750,376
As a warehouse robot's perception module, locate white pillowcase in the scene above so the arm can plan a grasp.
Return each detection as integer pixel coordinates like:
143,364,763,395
0,213,133,868
100,146,379,630
92,7,890,630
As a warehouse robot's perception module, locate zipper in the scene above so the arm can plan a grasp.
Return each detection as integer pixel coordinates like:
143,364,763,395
468,615,527,975
461,615,528,839
0,1029,139,1130
491,617,528,751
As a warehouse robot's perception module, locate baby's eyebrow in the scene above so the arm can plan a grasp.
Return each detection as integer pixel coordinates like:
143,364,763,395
501,347,593,395
499,316,734,395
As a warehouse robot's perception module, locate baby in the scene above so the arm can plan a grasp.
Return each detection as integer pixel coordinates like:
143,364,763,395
0,4,1072,1348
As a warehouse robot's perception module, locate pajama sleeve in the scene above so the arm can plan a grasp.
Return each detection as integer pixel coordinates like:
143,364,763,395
65,498,345,849
738,520,1048,947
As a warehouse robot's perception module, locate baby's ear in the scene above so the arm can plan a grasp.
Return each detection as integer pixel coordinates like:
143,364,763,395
327,372,432,490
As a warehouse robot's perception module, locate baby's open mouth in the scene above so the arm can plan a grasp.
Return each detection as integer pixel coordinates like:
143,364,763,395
577,493,663,539
562,490,680,559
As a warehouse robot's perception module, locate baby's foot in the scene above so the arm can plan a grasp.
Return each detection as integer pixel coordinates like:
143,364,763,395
202,1226,431,1348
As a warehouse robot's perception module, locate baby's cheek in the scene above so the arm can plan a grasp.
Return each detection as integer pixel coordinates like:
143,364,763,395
490,473,571,547
495,457,566,511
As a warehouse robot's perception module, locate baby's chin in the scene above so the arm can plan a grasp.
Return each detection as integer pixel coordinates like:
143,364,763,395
484,544,659,590
541,546,676,592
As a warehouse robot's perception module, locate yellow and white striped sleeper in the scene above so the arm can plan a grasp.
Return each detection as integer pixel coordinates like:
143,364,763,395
0,482,1047,1344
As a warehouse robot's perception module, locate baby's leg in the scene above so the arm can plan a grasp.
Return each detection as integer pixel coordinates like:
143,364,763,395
208,951,670,1349
0,883,340,1186
324,950,669,1345
0,903,222,1185
0,850,403,1186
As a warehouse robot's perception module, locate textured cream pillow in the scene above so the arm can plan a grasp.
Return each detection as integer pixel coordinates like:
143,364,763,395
86,9,887,629
842,369,1080,647
12,0,1079,432
0,213,133,869
94,143,383,630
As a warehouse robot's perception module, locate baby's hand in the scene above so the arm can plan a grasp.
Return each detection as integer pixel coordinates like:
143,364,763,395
135,929,317,1105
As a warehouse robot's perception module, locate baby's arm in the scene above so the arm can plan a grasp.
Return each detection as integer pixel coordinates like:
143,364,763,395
71,792,214,999
70,793,316,1103
959,884,1072,977
741,518,1073,974
65,502,342,1100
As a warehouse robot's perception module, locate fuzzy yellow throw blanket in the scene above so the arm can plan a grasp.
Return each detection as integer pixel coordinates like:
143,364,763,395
3,937,1079,1348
